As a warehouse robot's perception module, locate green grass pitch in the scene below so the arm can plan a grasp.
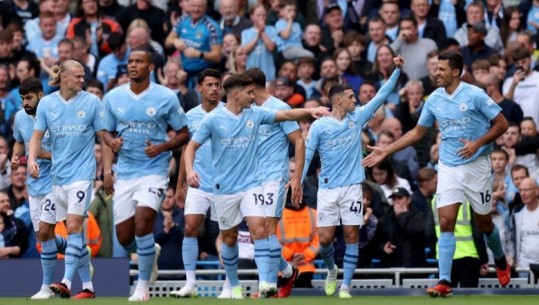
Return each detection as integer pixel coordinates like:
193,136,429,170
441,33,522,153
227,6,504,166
1,296,538,305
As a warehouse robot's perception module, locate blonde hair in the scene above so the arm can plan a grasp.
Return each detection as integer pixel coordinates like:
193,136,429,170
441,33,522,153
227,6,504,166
49,60,84,87
127,19,151,36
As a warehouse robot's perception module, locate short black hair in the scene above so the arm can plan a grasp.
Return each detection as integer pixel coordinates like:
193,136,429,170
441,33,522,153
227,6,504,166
19,77,43,95
198,68,221,85
438,51,464,75
243,68,266,88
18,57,41,77
222,74,253,94
131,42,157,63
86,79,104,91
399,14,417,28
328,83,352,101
107,32,125,51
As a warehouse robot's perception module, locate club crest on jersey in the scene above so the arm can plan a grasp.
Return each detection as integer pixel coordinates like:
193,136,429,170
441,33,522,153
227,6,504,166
459,103,467,112
246,120,254,128
196,31,203,39
147,106,157,117
349,121,355,128
99,111,104,118
77,110,86,118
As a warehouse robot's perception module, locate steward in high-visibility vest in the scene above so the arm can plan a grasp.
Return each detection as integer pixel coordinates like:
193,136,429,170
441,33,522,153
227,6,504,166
276,202,319,288
431,196,488,287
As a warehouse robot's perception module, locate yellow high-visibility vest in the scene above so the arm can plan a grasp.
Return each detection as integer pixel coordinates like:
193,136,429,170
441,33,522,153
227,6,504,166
431,197,478,259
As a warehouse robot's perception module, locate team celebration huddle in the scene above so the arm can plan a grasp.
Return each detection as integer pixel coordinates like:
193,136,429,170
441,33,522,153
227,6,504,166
15,40,515,301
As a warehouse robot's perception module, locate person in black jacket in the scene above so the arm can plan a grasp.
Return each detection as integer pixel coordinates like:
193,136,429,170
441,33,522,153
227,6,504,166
375,187,429,269
411,0,447,47
153,187,185,274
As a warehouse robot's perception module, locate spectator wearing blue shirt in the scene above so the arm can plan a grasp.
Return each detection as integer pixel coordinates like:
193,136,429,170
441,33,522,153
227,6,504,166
27,11,63,66
96,32,128,92
242,5,278,82
275,0,314,60
165,0,223,88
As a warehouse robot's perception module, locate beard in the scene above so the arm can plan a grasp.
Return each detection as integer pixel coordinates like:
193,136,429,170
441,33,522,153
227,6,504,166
24,107,36,115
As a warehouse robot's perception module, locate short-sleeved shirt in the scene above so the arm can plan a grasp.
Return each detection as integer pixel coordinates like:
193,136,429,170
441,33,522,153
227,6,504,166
13,110,52,197
192,106,276,195
257,96,299,183
103,83,187,180
186,102,224,193
418,82,502,166
241,26,278,81
303,68,402,189
275,19,303,51
175,14,223,72
34,91,105,185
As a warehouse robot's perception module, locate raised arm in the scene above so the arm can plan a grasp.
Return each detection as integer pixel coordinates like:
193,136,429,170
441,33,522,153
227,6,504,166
362,124,428,167
275,106,330,122
361,56,403,117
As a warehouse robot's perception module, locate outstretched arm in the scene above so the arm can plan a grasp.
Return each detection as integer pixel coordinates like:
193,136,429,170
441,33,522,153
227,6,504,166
362,124,428,167
275,106,330,122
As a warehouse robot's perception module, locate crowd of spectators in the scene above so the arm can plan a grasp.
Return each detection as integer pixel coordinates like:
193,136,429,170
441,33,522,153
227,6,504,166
0,0,538,287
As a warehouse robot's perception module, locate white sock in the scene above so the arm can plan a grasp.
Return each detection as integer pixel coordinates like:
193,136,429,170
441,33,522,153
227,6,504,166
41,284,51,292
340,284,350,292
282,264,293,278
62,279,72,290
137,280,149,292
222,277,231,290
82,281,94,291
185,271,196,286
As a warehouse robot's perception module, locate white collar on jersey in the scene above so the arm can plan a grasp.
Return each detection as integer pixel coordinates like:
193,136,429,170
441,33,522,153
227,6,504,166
56,90,82,105
126,83,153,101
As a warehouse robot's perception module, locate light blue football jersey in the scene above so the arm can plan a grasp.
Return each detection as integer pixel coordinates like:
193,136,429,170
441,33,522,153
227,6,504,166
303,68,401,189
13,110,52,197
186,102,224,193
418,82,502,166
192,106,276,195
34,91,104,186
103,83,188,180
257,96,299,183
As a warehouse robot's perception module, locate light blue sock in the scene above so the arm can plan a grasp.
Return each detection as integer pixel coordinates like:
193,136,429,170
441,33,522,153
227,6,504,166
320,243,335,270
182,237,198,271
64,233,83,283
267,235,281,284
254,238,270,283
135,234,155,281
41,239,57,285
343,243,359,286
484,225,504,260
77,245,92,284
221,244,239,287
123,239,137,254
55,235,67,255
438,232,456,282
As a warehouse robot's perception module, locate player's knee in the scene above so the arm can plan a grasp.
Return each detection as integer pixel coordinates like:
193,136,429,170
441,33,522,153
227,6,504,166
184,222,199,237
65,221,83,234
318,235,332,247
221,233,238,247
250,226,267,240
117,235,134,247
438,216,456,232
